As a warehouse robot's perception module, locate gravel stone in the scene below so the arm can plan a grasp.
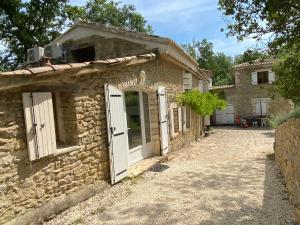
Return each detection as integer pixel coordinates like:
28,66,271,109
44,127,294,225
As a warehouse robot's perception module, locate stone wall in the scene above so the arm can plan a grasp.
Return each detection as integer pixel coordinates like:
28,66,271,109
0,57,203,224
62,35,147,63
0,90,109,224
275,118,300,224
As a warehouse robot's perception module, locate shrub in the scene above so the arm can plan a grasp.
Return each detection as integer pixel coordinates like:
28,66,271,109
176,89,227,116
269,106,300,128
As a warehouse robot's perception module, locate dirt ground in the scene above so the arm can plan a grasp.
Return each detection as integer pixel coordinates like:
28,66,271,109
44,127,294,225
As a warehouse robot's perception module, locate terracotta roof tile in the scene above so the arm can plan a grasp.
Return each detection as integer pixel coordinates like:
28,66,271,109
0,53,156,77
234,58,276,68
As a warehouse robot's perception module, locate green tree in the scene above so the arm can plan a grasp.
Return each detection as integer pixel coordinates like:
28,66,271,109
182,39,234,86
218,0,300,51
234,50,268,64
0,0,153,71
208,53,234,85
273,42,300,104
0,0,68,70
196,39,214,69
65,0,153,34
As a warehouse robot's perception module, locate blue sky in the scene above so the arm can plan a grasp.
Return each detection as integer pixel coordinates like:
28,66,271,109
0,0,259,56
70,0,259,56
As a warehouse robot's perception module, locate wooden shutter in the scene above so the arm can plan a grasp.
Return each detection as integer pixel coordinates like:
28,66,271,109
255,100,261,115
198,80,204,93
158,86,169,155
261,101,267,115
268,70,275,83
105,84,129,184
252,72,258,85
182,107,186,132
183,73,192,90
22,92,56,161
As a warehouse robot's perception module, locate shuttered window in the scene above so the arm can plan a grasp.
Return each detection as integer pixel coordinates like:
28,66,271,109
183,73,192,91
22,92,57,161
198,80,204,93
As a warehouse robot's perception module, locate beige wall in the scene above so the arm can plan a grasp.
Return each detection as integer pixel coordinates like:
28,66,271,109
275,118,300,223
0,57,203,224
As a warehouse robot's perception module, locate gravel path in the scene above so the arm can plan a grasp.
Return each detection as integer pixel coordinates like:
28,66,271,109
44,127,294,225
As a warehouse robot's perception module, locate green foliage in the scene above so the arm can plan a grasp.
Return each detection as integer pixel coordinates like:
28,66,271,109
269,106,300,128
0,0,69,70
273,42,300,104
0,0,152,71
207,53,234,85
176,89,227,116
218,0,300,52
65,0,153,34
182,39,234,86
234,50,269,64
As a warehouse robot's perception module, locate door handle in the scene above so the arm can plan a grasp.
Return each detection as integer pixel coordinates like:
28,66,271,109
41,123,45,128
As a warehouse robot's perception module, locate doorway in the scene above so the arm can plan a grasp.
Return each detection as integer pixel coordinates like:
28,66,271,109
124,90,152,166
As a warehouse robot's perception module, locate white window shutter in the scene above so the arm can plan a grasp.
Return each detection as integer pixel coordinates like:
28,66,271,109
252,72,258,85
183,73,192,90
105,84,129,184
198,80,204,93
268,70,275,83
182,107,186,132
255,100,261,116
22,92,56,161
158,86,169,155
178,107,182,132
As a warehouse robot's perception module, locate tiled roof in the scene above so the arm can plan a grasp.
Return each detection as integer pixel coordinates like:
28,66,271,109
233,58,276,69
0,53,156,76
50,20,203,76
210,84,235,90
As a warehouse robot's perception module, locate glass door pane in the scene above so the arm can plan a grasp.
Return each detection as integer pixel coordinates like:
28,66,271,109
125,91,142,149
142,92,151,143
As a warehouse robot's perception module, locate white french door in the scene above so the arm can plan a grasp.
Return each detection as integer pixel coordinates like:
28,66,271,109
124,90,152,166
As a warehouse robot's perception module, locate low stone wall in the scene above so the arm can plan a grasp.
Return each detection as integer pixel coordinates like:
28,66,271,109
275,118,300,223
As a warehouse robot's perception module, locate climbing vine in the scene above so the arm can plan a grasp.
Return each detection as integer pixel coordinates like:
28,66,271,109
176,89,227,116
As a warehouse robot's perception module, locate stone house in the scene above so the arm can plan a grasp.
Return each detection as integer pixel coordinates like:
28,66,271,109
212,59,294,125
0,20,212,224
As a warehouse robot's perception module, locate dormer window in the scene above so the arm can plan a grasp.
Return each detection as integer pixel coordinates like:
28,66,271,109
71,46,95,63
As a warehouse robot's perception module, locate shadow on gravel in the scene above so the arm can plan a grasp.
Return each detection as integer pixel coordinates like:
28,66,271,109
94,158,293,225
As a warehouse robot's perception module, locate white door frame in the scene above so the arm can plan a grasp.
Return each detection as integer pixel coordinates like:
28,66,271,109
124,88,152,166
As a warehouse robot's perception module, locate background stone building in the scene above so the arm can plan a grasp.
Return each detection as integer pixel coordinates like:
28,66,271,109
0,21,211,224
212,59,294,125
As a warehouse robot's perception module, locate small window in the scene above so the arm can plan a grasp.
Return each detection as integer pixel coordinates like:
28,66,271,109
257,71,269,84
71,46,95,63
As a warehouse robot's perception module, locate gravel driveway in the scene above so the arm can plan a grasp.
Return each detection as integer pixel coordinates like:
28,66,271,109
44,127,294,225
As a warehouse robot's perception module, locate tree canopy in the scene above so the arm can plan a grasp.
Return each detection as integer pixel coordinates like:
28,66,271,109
0,0,153,70
0,0,68,70
273,42,300,104
218,0,300,51
65,0,153,34
234,50,268,64
182,39,234,86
